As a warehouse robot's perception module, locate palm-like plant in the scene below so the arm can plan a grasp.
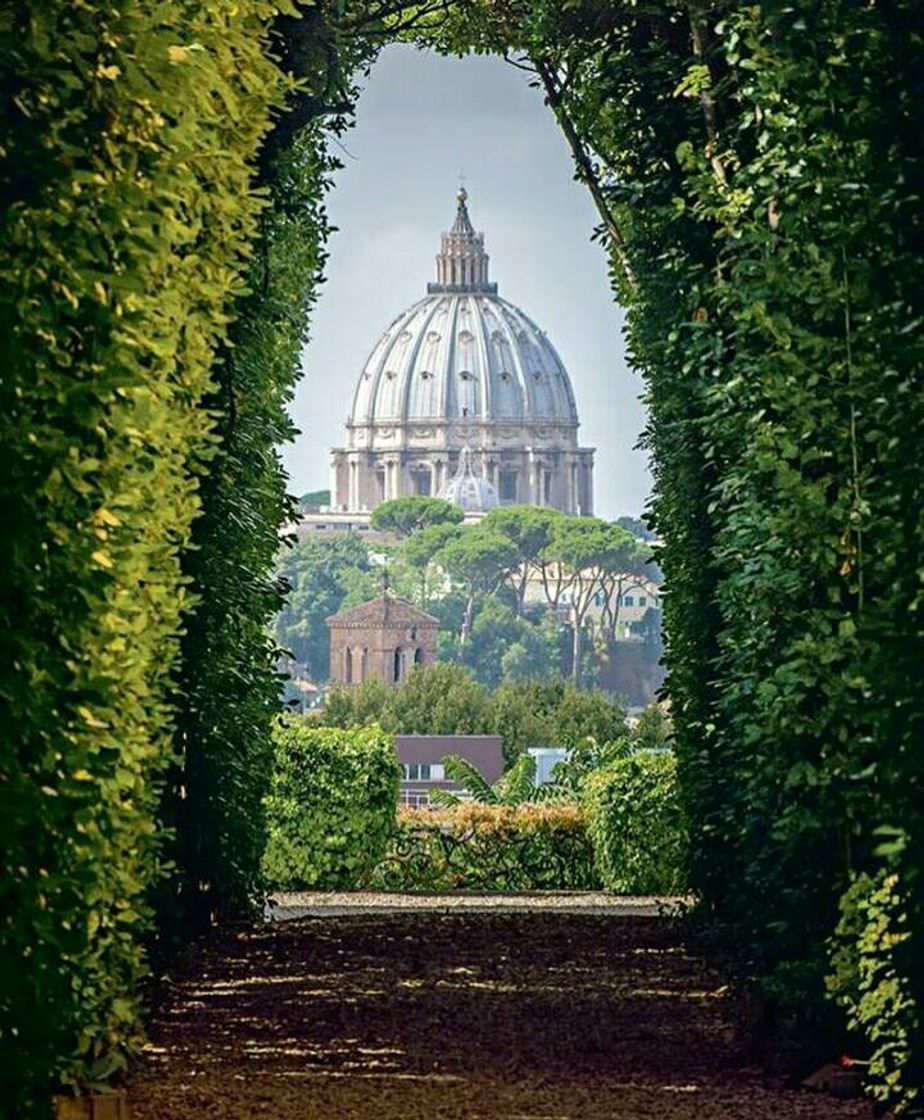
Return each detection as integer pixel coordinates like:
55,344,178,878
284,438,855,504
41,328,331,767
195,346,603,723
431,753,567,807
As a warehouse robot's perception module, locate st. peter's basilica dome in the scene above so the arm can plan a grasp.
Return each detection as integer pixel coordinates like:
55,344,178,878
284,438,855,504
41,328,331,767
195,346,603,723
330,190,594,516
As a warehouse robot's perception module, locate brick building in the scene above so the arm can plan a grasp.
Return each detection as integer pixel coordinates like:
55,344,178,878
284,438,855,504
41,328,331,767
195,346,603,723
326,595,439,686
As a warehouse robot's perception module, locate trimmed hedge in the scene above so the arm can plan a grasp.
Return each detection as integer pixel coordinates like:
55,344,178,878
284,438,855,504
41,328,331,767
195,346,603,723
584,752,688,895
263,722,400,890
162,121,333,939
370,803,598,891
0,2,285,1111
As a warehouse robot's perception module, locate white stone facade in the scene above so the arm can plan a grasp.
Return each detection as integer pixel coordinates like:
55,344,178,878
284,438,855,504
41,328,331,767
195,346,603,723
330,190,594,517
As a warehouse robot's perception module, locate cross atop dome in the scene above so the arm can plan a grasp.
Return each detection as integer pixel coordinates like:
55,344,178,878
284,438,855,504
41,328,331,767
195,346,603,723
428,187,498,296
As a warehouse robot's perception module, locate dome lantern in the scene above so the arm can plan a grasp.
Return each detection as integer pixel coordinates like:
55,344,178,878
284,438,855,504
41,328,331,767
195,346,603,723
428,188,497,295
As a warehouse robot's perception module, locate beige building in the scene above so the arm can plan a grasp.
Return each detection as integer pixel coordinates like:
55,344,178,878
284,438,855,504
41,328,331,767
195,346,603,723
328,189,594,518
326,596,439,687
520,564,661,641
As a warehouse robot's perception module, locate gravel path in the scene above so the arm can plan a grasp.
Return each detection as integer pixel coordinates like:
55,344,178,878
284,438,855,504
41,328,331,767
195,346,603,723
267,890,686,919
128,910,871,1120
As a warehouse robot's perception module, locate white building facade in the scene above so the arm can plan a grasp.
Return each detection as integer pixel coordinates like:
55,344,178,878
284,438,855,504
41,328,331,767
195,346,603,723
330,189,594,517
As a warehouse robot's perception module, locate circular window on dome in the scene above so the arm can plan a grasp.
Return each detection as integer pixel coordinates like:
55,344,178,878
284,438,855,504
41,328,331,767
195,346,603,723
426,331,441,344
459,370,474,382
385,369,397,380
420,370,432,381
532,371,544,383
458,330,474,344
399,330,413,342
499,371,511,383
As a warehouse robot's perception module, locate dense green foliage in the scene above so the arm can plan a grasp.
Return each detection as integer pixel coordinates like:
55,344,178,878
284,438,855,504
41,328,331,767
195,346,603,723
161,126,333,939
276,532,373,680
827,868,919,1110
431,752,563,808
263,721,400,890
370,495,463,536
427,1,922,1106
439,597,563,689
584,751,688,895
491,680,624,764
0,1,286,1109
276,505,659,691
299,488,331,508
371,804,598,892
320,664,627,766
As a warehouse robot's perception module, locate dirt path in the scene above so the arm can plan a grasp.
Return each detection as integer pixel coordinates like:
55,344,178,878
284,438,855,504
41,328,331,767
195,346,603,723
129,911,870,1119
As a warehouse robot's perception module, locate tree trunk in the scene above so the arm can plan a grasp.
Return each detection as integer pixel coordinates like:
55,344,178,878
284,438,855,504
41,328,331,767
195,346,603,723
571,609,582,685
461,593,475,644
516,570,528,616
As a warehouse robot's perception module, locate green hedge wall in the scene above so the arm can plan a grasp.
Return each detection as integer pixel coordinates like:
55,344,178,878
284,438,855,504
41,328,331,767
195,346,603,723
159,123,333,940
371,803,599,891
463,2,922,1107
0,2,285,1111
263,722,400,890
584,752,688,895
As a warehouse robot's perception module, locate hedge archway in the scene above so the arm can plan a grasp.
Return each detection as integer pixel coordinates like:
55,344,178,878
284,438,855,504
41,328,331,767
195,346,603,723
1,2,921,1115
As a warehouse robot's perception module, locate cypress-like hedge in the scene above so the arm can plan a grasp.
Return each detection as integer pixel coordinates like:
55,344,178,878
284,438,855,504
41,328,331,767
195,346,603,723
0,2,286,1110
485,3,923,1107
584,752,687,895
158,124,334,940
263,722,400,890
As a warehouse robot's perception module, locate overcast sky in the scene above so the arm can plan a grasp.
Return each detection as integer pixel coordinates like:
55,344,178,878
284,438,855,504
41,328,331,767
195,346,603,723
282,44,651,520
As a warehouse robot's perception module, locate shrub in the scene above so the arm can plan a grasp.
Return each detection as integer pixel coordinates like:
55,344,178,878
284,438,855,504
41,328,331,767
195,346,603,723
584,751,688,894
828,865,921,1114
263,721,400,890
370,803,598,891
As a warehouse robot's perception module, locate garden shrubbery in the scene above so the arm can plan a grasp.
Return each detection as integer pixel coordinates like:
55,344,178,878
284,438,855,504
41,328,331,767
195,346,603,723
584,751,687,894
370,803,598,892
317,666,627,768
0,3,287,1110
260,717,685,897
263,721,400,890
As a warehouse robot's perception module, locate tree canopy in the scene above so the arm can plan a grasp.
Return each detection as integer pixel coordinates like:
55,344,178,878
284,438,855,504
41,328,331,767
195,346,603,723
276,533,371,680
370,496,463,537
